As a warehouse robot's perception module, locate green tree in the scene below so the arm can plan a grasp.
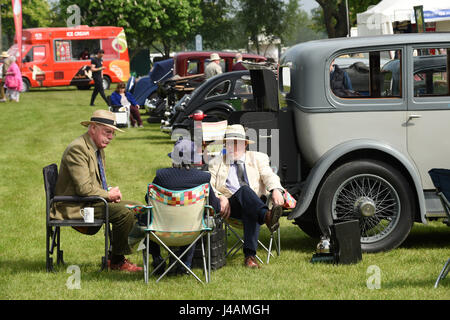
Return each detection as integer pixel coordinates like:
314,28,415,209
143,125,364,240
57,0,202,58
236,0,286,54
281,0,326,46
1,0,52,48
313,0,381,38
196,0,236,50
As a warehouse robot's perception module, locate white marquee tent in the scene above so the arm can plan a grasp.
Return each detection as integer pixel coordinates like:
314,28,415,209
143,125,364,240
357,0,450,36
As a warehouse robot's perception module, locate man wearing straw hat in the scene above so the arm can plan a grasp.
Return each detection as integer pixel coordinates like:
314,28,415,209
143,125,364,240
51,109,143,272
208,124,285,268
204,53,223,79
0,51,10,102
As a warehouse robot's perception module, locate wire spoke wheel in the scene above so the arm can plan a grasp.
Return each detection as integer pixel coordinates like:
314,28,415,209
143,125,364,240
316,160,414,252
332,174,401,244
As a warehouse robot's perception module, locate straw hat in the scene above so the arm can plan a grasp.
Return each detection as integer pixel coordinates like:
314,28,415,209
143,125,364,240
210,53,220,61
223,124,254,144
0,51,9,58
81,109,124,132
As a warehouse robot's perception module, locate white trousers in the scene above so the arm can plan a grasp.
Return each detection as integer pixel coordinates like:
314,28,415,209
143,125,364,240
6,89,20,102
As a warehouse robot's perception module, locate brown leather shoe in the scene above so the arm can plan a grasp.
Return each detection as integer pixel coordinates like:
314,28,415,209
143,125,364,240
244,256,261,269
264,205,283,233
110,258,143,272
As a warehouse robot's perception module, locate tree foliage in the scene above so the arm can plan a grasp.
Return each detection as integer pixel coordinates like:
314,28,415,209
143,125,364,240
1,0,51,47
313,0,381,38
57,0,202,57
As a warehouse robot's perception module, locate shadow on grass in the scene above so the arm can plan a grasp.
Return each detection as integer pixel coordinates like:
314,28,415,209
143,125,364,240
4,258,146,282
401,223,450,249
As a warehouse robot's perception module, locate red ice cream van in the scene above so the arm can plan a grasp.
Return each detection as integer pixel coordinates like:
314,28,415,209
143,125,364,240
6,26,130,91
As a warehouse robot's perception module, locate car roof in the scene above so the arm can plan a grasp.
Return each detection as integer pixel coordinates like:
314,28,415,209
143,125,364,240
282,33,450,64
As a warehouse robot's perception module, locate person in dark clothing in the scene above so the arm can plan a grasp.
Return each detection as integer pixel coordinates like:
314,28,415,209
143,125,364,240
90,49,109,106
232,53,247,71
145,138,221,275
330,61,353,97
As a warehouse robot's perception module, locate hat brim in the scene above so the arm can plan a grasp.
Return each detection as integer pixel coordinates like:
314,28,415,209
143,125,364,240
223,136,255,144
81,120,124,133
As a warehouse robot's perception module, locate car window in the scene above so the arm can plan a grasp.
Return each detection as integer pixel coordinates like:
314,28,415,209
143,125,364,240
23,46,46,63
233,79,252,95
412,48,448,97
187,59,200,75
331,50,402,98
206,80,231,98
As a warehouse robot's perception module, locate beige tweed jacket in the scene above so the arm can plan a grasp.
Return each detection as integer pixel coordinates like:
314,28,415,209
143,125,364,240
208,151,283,199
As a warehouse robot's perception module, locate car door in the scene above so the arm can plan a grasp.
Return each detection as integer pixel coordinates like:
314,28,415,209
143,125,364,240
406,45,450,189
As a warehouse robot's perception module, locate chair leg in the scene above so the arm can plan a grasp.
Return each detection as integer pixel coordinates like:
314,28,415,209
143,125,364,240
55,227,64,265
434,258,450,288
144,234,149,284
200,237,208,283
151,232,205,283
99,223,110,272
46,226,54,272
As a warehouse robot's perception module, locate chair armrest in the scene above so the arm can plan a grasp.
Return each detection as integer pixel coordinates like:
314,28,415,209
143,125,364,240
52,195,107,203
49,196,109,224
204,205,218,218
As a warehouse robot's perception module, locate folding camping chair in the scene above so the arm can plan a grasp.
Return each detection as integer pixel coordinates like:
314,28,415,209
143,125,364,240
131,183,216,283
224,196,281,265
428,168,450,288
107,95,130,128
43,163,110,272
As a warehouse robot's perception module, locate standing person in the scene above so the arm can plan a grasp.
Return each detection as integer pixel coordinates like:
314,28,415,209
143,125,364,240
4,56,23,102
90,49,109,106
0,51,10,102
110,82,143,128
208,124,285,269
204,53,222,79
232,53,246,71
51,109,143,272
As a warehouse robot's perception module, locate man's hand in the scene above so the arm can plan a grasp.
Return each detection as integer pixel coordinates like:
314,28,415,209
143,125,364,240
219,195,231,220
271,189,284,207
108,186,122,203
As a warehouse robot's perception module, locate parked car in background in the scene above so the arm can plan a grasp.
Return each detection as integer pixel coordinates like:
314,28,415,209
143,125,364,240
161,70,254,133
173,51,266,78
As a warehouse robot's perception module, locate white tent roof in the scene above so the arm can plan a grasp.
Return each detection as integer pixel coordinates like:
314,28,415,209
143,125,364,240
357,0,450,36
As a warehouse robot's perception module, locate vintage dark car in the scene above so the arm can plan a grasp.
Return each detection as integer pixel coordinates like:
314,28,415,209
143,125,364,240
173,51,266,77
161,70,256,133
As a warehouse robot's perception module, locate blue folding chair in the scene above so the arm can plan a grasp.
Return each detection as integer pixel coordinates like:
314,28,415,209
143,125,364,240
428,169,450,288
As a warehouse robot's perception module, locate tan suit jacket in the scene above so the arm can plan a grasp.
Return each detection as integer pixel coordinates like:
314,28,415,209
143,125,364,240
208,151,283,199
50,132,109,220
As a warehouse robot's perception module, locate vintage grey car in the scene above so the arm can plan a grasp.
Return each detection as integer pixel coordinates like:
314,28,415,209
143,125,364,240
236,33,450,253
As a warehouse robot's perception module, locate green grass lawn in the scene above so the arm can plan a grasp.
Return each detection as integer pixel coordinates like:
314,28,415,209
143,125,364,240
0,87,449,300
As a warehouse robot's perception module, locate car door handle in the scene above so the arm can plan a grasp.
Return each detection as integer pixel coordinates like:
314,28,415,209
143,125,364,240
259,135,272,139
407,114,421,123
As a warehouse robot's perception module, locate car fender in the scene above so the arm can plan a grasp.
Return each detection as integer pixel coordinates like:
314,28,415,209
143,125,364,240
287,139,427,224
193,101,235,115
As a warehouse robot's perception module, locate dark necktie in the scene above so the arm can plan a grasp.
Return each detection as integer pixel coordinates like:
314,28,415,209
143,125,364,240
97,150,108,190
235,160,248,187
